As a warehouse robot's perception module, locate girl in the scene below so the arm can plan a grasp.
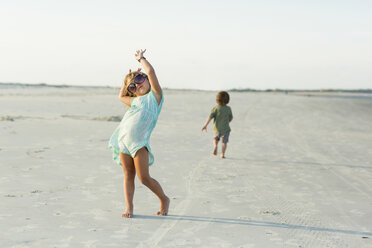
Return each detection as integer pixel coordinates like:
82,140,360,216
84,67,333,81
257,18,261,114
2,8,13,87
109,49,169,218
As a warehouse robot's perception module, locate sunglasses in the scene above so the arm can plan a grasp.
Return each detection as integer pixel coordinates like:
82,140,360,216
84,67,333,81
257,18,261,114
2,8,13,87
127,74,147,94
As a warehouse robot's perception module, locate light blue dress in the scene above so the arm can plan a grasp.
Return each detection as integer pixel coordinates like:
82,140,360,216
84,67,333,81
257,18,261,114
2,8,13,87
109,90,163,166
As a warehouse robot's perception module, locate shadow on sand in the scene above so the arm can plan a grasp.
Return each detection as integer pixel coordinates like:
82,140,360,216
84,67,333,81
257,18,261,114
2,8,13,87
226,157,372,170
135,214,372,237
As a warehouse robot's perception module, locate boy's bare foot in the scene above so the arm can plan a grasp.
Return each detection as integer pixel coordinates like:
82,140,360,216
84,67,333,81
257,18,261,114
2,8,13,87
122,205,133,218
213,147,217,155
157,196,170,216
220,154,225,159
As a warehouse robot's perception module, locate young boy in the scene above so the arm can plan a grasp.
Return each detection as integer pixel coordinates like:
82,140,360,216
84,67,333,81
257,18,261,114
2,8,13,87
201,91,233,158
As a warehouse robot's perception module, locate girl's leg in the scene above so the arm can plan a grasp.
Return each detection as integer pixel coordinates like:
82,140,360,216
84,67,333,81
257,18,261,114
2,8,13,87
133,147,170,216
213,138,218,155
221,142,227,158
120,152,136,218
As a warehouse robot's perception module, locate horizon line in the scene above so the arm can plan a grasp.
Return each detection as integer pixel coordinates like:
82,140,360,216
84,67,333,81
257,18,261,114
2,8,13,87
0,82,371,93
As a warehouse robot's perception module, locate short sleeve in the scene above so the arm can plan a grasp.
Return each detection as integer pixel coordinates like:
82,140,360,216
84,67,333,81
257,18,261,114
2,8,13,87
150,89,164,112
209,106,217,119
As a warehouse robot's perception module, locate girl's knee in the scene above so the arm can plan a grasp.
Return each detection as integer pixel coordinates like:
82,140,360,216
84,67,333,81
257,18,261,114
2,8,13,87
124,170,136,180
138,174,151,186
123,166,136,178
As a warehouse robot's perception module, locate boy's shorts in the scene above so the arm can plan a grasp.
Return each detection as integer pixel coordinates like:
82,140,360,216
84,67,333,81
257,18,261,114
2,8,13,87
214,131,230,143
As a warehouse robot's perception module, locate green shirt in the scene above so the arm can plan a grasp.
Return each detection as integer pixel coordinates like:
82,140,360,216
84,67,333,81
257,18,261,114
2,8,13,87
209,105,233,134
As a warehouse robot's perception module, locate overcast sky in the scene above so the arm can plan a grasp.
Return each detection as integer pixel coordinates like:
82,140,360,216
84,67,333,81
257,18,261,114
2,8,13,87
1,0,371,90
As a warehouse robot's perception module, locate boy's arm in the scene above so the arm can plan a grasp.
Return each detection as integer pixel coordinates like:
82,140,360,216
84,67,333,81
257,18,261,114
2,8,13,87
135,49,162,104
202,107,216,132
118,83,132,106
201,117,212,132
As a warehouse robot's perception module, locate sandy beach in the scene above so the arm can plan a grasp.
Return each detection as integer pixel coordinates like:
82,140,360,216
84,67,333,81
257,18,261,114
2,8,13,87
1,85,372,248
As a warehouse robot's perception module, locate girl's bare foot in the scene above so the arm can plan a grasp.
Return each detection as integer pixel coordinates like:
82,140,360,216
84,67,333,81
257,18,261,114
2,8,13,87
220,154,225,159
157,196,170,216
122,204,133,218
122,211,133,218
213,147,217,155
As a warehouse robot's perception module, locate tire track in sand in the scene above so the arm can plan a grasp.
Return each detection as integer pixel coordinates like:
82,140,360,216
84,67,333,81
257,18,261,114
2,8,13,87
136,158,207,248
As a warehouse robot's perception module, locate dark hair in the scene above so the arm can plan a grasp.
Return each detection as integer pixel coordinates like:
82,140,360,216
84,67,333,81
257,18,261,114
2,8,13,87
216,91,230,105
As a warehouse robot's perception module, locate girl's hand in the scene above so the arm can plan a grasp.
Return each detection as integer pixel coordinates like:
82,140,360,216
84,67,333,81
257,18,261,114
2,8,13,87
201,126,207,132
135,49,146,61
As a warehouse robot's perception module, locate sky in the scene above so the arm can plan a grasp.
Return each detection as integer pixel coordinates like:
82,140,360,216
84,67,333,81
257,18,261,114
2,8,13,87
1,0,371,90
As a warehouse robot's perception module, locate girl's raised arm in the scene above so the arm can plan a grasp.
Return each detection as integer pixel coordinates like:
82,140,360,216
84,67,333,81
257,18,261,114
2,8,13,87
135,49,162,104
119,82,132,106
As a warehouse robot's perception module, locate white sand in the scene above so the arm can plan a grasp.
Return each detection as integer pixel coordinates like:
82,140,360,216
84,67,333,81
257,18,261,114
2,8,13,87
1,86,372,247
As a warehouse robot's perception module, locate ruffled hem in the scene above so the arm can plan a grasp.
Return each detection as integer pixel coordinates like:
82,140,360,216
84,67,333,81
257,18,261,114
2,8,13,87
108,143,154,167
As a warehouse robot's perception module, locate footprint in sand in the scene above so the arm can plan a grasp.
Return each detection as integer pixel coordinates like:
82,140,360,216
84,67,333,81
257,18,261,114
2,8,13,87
0,116,15,121
26,147,50,159
260,210,281,216
30,190,42,194
4,194,16,197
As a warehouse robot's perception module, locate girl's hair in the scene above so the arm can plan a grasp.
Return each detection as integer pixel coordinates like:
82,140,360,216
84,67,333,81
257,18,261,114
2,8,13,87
216,91,230,105
122,71,149,97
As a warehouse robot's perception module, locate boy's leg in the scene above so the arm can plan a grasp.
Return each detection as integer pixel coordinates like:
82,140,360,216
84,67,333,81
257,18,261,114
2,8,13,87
120,152,136,218
221,142,227,158
220,132,230,158
213,138,219,155
133,147,170,216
